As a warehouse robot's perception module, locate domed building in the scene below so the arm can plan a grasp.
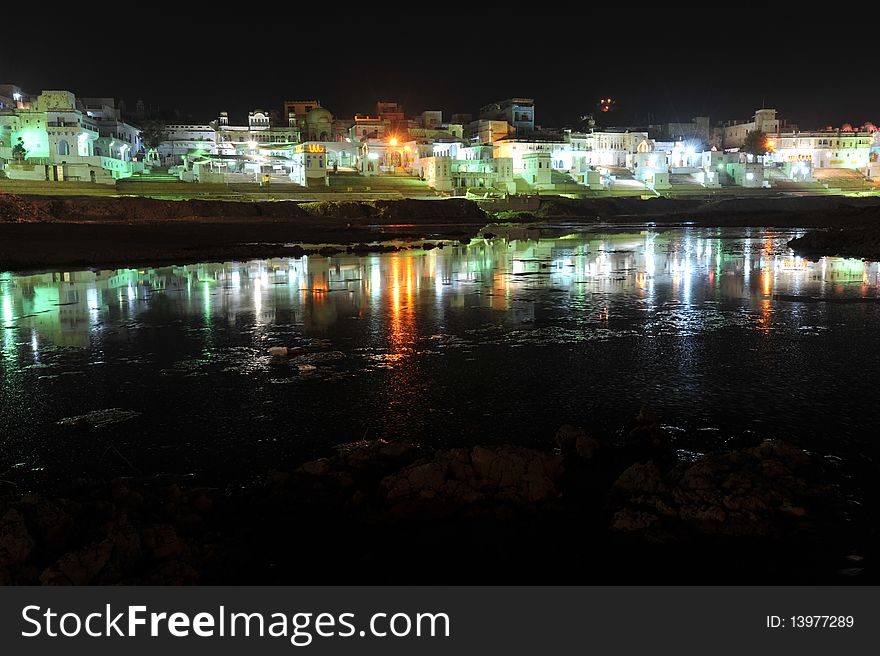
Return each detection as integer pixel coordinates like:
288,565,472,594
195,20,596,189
304,107,333,141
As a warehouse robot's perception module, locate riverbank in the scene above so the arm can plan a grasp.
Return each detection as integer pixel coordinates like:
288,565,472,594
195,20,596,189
1,408,873,585
3,192,880,271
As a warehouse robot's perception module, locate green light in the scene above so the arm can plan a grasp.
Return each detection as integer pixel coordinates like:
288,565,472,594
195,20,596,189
2,292,13,328
15,127,50,159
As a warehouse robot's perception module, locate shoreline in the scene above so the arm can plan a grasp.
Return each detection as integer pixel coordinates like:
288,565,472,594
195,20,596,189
2,192,880,271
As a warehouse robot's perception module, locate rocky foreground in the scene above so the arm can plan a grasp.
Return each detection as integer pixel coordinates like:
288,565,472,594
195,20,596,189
1,409,873,585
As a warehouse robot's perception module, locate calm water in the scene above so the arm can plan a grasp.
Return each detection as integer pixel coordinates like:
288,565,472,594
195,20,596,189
2,226,880,488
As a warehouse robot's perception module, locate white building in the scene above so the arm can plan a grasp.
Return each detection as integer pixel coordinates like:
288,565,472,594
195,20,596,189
0,89,141,183
159,123,216,161
289,143,329,187
721,108,780,149
768,129,873,171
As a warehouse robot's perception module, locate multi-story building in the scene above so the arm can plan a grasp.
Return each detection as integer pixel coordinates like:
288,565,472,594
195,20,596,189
769,128,874,170
493,134,565,171
350,115,386,141
283,99,321,126
0,84,30,111
376,101,407,135
158,123,216,162
81,97,141,161
468,119,512,145
480,98,535,134
420,111,443,129
720,108,780,149
0,89,141,183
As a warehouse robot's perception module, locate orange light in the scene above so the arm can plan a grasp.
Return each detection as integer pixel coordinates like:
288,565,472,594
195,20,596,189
389,137,398,146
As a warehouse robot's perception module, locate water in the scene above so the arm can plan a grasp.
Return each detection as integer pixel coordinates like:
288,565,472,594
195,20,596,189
2,225,880,490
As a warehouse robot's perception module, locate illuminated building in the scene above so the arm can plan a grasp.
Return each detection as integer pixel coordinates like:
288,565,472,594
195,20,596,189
767,127,873,171
289,143,329,187
0,89,142,183
81,97,142,162
213,110,299,151
479,98,535,134
350,115,386,141
0,84,30,110
868,131,880,180
158,123,216,163
628,147,671,189
376,101,406,134
720,108,781,149
420,110,443,129
521,152,553,189
283,99,321,126
493,134,565,171
467,119,513,145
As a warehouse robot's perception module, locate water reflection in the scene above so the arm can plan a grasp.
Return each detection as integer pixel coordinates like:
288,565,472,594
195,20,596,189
2,227,880,484
0,228,877,359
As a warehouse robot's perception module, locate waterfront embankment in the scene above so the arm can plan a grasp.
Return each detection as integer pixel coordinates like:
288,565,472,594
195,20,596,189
2,192,880,270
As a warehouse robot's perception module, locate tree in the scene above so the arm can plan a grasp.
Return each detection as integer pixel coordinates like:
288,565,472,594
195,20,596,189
11,137,27,163
742,130,770,156
139,120,167,165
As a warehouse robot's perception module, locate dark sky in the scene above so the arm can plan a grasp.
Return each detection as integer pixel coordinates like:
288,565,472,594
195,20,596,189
3,14,878,130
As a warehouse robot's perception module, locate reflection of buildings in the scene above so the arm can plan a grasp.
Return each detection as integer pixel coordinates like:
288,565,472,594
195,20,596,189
3,238,877,364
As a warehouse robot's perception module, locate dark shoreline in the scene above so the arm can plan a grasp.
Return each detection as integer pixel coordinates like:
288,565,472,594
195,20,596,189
3,192,880,271
1,409,874,585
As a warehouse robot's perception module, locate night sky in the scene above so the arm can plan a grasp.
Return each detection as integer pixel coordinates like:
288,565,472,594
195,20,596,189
3,16,878,130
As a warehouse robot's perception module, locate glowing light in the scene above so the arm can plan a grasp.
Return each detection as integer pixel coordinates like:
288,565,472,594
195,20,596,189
389,137,398,146
2,293,13,328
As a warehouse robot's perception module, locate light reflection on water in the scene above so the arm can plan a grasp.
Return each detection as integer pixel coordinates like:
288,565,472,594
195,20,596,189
1,226,879,485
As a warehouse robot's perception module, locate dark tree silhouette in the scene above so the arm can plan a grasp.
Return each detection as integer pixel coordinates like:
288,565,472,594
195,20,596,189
742,130,769,155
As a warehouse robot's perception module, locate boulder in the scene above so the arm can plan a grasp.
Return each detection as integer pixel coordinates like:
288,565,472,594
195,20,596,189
611,441,843,541
380,445,562,519
0,508,34,567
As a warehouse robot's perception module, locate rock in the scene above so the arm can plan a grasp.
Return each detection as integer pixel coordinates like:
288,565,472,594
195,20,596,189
614,461,665,494
555,425,602,462
141,525,183,560
379,445,562,519
623,405,671,461
144,559,200,585
298,459,331,476
0,192,50,222
610,440,843,541
16,495,77,554
0,509,35,567
40,539,113,585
